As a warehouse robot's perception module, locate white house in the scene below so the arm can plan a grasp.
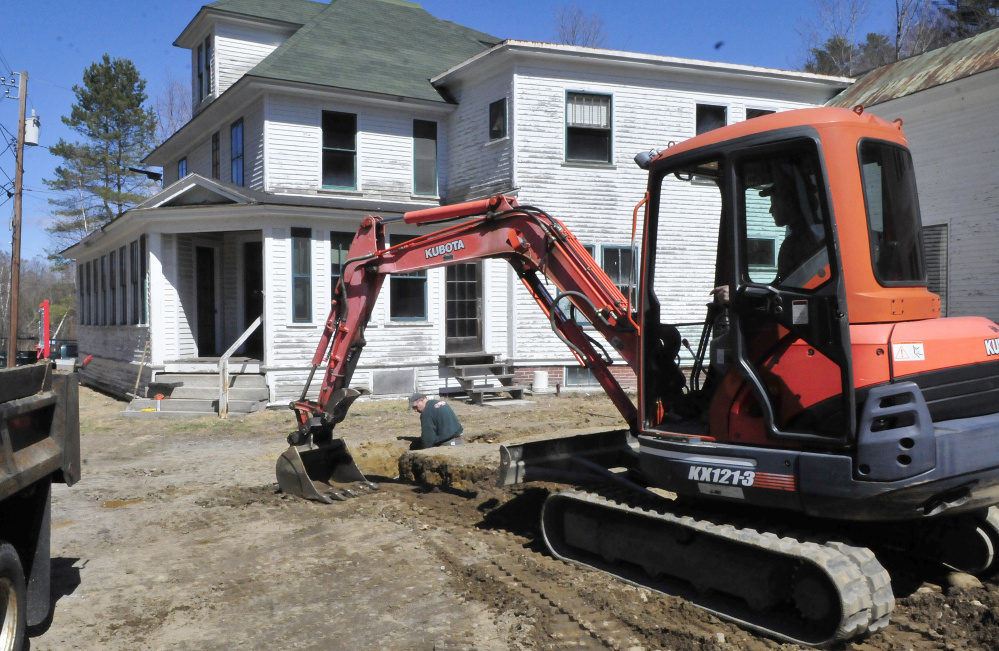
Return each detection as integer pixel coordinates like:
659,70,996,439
828,28,999,322
64,0,850,411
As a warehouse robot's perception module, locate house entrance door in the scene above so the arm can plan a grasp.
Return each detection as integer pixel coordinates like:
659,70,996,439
243,241,264,359
445,262,483,353
195,246,219,357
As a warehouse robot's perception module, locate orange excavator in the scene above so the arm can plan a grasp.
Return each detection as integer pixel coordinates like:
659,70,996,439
276,107,999,647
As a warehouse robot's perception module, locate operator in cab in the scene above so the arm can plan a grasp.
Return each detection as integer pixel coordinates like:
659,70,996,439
408,393,464,448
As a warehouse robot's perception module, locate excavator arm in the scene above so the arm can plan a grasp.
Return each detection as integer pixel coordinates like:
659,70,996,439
290,195,640,439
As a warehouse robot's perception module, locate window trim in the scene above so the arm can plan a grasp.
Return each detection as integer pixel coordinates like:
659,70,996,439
196,43,204,104
321,110,358,190
118,246,127,326
600,244,638,305
388,234,428,322
565,91,613,164
211,132,220,179
695,102,729,136
488,98,507,141
230,118,244,186
291,228,313,324
413,119,438,197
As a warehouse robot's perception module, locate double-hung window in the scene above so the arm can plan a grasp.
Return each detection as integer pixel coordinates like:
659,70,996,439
77,267,85,326
178,157,187,179
602,246,637,305
389,235,427,321
196,36,212,103
197,44,204,104
696,104,727,135
109,254,117,325
130,237,146,325
566,92,612,163
322,111,357,189
83,262,91,325
231,119,244,186
330,231,353,292
291,228,312,323
211,132,220,179
118,247,127,324
100,256,108,326
489,99,507,140
413,120,437,196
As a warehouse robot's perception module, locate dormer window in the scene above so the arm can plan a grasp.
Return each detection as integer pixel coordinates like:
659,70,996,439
196,35,213,103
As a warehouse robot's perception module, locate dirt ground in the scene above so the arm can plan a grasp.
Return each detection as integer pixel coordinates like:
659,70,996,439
28,387,999,650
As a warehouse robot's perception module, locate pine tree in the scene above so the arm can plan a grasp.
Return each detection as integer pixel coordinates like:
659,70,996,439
44,55,158,260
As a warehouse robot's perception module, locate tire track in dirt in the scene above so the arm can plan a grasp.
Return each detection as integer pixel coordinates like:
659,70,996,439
380,486,753,651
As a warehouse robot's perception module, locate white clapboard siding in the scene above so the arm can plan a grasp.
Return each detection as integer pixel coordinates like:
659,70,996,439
214,22,294,96
500,62,825,365
264,93,451,199
866,68,999,323
444,72,515,202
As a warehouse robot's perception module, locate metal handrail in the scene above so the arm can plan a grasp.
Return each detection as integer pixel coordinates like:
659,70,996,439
218,315,262,419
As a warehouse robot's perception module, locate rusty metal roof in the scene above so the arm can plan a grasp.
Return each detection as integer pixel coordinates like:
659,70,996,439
828,28,999,108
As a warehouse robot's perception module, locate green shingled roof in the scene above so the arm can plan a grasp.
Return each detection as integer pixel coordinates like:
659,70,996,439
245,0,502,103
205,0,327,25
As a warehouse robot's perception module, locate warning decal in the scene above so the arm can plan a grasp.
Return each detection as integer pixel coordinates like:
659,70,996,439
892,342,925,362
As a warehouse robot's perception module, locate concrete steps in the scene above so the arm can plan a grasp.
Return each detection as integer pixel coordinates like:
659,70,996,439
123,372,269,418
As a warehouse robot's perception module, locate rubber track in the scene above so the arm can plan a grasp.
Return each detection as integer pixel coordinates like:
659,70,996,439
546,489,894,648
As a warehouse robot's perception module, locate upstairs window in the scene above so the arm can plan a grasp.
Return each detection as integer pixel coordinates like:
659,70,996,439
746,108,775,120
413,120,438,196
322,111,357,189
489,99,507,140
231,118,244,186
291,228,312,323
196,36,212,103
178,157,187,178
696,104,727,135
211,132,220,179
566,92,612,163
203,35,212,99
197,44,204,104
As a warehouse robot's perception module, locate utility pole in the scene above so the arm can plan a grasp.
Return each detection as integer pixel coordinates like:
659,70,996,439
6,71,26,366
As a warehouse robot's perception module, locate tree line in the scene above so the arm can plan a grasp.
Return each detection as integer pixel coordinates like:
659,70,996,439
803,0,999,77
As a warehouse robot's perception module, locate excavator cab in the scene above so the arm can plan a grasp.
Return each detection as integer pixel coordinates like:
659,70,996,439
642,133,855,447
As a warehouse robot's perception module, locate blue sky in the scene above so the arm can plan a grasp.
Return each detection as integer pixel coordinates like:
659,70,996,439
0,0,896,260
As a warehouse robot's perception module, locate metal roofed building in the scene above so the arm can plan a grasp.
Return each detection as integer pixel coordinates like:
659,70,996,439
828,28,999,322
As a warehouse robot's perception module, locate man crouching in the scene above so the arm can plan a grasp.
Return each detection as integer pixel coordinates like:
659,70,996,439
408,392,464,449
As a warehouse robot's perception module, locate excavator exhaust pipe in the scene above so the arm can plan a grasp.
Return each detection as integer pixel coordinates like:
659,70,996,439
276,388,378,503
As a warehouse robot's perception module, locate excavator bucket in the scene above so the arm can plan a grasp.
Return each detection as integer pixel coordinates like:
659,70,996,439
276,437,377,503
498,429,638,487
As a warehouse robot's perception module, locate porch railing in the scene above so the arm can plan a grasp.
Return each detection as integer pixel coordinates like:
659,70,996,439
218,315,263,419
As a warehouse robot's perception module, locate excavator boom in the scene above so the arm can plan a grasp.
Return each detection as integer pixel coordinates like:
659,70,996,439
278,195,641,503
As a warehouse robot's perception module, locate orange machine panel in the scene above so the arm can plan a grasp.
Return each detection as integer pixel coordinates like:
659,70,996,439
889,316,999,378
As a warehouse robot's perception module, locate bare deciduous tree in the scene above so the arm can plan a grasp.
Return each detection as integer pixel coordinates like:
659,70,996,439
554,5,608,48
154,71,193,145
798,0,874,75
